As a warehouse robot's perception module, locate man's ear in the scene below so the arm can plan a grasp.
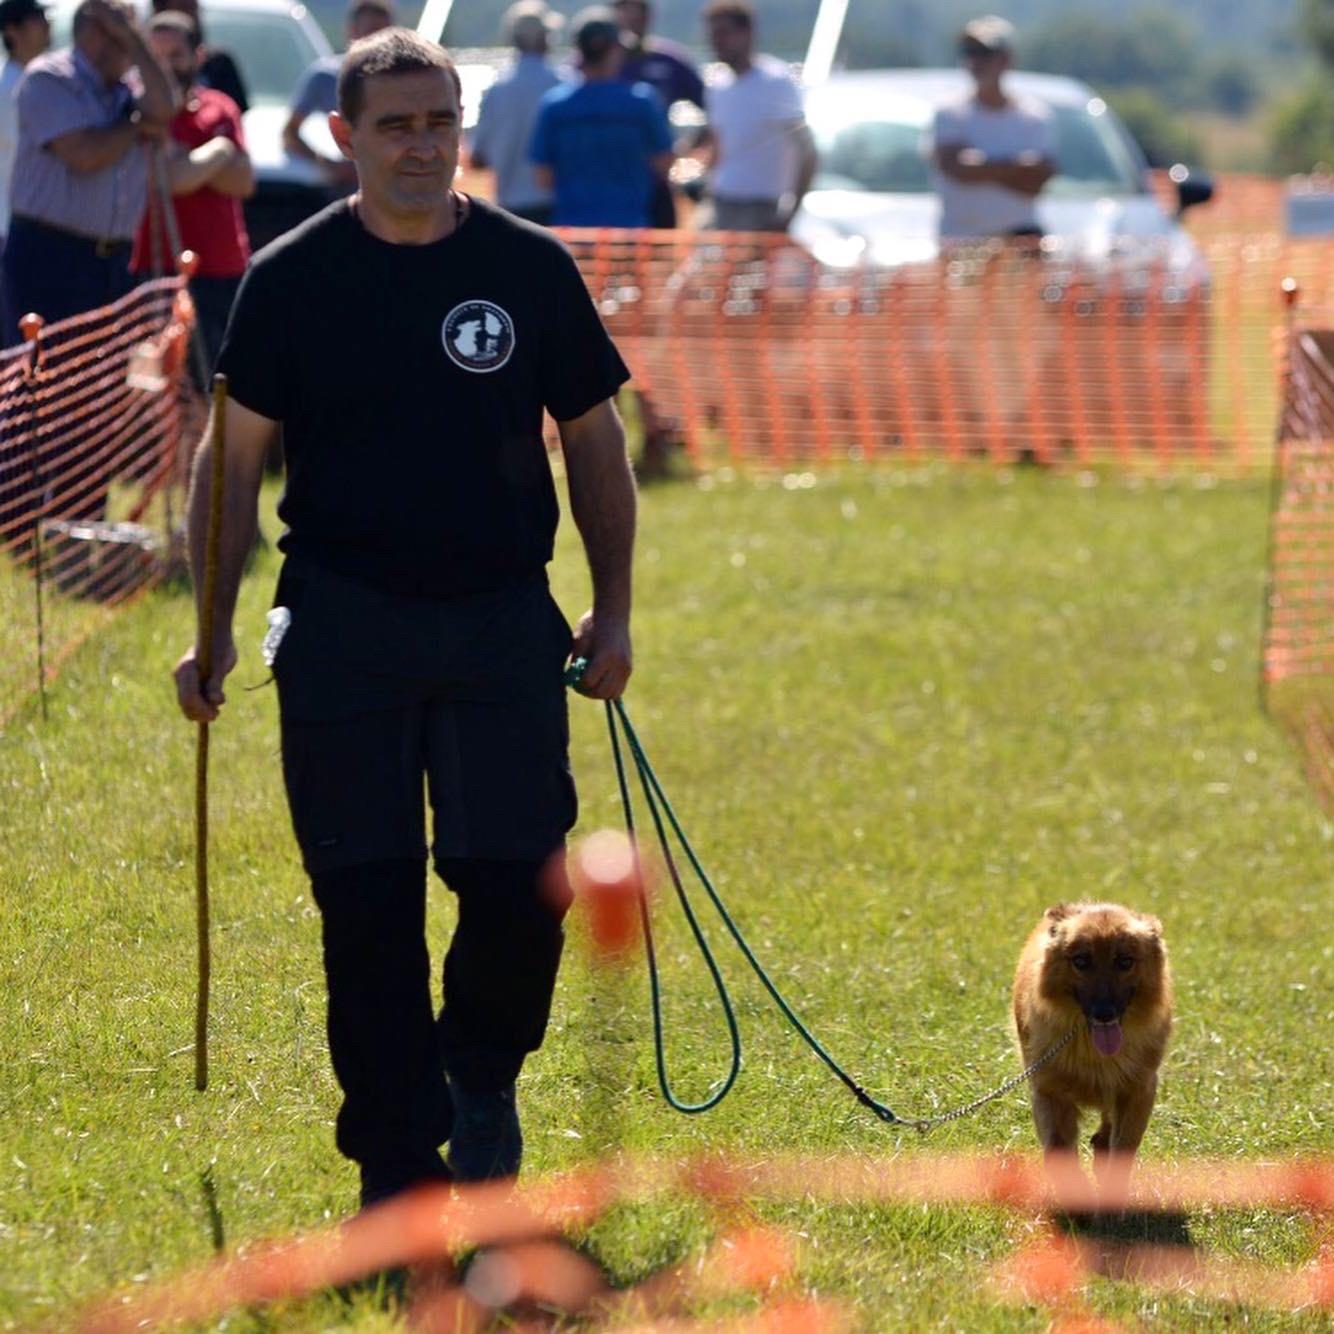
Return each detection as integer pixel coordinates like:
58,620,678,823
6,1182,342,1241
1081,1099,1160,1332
328,109,355,160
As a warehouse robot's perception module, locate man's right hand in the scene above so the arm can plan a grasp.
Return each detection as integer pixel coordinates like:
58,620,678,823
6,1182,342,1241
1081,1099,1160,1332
173,639,239,723
83,0,139,50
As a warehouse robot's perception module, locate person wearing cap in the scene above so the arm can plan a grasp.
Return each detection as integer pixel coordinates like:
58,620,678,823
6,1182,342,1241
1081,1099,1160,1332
467,0,563,225
282,0,392,188
2,0,177,343
613,0,703,228
149,0,249,114
130,11,253,375
928,16,1055,241
0,0,50,246
698,0,816,233
173,27,636,1208
528,6,673,228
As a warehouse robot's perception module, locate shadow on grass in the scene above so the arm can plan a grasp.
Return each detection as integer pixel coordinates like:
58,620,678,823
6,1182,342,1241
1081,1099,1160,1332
1054,1207,1194,1248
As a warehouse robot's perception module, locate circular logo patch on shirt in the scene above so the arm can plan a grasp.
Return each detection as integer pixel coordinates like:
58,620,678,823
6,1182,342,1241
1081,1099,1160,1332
441,300,516,373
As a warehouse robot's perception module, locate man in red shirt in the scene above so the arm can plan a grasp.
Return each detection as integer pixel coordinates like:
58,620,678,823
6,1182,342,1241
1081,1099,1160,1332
132,9,253,374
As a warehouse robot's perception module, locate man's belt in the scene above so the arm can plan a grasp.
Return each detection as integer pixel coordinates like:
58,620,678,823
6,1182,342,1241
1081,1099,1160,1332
12,214,132,258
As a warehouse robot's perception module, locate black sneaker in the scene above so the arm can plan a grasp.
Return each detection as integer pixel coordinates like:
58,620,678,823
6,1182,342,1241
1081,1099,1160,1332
446,1080,522,1183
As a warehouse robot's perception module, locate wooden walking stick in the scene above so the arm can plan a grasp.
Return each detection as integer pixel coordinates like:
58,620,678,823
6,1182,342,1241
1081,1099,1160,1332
194,374,227,1091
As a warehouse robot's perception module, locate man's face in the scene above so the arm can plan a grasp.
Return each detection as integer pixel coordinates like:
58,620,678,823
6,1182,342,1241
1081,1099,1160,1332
961,43,1008,84
707,14,749,66
332,68,462,218
613,0,648,41
149,27,198,91
348,4,391,42
7,10,51,61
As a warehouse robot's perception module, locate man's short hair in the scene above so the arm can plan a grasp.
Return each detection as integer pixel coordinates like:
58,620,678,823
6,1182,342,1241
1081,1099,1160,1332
349,0,393,24
504,0,559,50
571,5,623,62
147,9,200,45
701,0,752,29
337,27,462,124
72,0,133,37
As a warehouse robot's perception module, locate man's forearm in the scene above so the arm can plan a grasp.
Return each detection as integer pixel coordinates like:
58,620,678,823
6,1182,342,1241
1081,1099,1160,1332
47,121,138,173
130,35,179,124
186,433,259,648
986,160,1053,195
939,148,1053,195
565,414,636,621
790,125,817,209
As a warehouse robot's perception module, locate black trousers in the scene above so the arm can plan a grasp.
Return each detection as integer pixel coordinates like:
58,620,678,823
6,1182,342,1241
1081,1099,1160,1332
2,216,135,346
272,560,578,1170
313,855,569,1169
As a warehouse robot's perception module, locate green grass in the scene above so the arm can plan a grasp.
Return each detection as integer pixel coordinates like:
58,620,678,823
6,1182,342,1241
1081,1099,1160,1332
0,466,1330,1330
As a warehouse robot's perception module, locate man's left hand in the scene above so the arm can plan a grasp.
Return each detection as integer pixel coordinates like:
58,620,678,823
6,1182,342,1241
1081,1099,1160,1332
572,610,632,700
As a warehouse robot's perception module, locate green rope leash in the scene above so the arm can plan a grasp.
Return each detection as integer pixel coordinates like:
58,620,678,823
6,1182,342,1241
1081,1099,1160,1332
567,659,901,1124
566,661,1079,1132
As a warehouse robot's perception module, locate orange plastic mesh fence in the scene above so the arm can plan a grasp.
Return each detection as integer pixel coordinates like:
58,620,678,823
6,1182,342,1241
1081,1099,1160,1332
4,235,1333,722
1263,320,1334,811
70,1153,1334,1331
0,278,200,727
556,229,1333,471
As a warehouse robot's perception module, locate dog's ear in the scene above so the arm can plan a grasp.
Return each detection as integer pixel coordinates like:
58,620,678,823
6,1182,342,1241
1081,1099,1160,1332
1137,913,1164,947
1044,904,1073,935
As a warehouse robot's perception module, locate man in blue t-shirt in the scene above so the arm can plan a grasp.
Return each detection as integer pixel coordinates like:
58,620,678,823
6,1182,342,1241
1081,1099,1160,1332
613,0,702,227
528,5,672,228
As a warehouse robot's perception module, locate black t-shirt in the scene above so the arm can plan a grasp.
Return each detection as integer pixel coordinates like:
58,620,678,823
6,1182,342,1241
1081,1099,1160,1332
216,197,629,598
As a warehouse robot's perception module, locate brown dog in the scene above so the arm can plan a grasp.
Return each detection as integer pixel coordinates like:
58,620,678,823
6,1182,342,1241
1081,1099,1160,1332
1013,902,1172,1187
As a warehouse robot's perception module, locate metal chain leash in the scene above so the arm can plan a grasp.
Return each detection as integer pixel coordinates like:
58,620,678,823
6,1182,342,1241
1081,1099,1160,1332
901,1027,1076,1134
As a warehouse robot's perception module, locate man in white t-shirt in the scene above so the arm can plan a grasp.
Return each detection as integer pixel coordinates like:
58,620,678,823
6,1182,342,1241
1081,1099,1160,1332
699,0,816,233
928,16,1055,241
0,0,51,244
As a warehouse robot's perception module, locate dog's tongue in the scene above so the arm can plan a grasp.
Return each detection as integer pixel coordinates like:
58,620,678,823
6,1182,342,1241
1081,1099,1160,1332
1091,1021,1123,1057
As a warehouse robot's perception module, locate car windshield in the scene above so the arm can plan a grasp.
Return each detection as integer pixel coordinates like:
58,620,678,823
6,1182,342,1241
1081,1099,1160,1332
202,10,323,107
810,99,1145,198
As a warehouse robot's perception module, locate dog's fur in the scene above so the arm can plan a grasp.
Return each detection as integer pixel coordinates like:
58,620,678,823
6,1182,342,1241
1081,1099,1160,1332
1013,902,1172,1185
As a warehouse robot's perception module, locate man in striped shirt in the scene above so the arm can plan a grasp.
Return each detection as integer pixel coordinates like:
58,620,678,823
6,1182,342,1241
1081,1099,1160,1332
2,0,175,343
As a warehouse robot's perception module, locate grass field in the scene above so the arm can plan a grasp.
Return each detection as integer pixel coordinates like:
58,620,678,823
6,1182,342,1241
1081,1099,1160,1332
0,466,1330,1329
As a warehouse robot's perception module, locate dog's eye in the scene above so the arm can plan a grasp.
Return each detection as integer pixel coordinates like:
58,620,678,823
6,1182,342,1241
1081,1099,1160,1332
1115,955,1135,971
1070,953,1093,971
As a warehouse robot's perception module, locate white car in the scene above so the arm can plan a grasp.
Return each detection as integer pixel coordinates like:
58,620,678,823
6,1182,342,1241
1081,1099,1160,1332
50,0,338,249
793,68,1213,282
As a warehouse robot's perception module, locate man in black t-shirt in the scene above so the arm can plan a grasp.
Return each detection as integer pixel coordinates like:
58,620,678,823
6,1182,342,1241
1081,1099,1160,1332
172,27,636,1208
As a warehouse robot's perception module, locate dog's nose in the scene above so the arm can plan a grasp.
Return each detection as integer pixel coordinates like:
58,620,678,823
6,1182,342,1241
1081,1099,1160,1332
1091,1001,1118,1023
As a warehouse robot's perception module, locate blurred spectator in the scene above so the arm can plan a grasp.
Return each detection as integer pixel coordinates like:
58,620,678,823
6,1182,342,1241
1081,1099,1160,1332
2,0,176,343
149,0,249,113
699,0,815,233
927,16,1055,241
131,11,253,374
529,6,672,227
0,0,51,244
613,0,703,227
468,0,563,224
283,0,392,188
